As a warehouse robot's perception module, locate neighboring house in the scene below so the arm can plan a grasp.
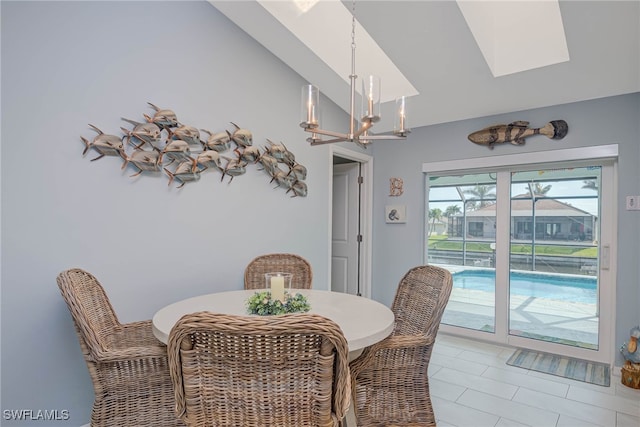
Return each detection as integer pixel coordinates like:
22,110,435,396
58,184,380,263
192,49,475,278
448,195,596,241
428,218,448,236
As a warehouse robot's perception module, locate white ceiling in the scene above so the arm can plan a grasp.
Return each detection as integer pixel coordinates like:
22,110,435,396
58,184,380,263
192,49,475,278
210,0,639,133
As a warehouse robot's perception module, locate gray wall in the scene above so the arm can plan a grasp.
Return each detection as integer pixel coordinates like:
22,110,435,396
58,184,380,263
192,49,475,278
370,93,640,366
0,1,347,425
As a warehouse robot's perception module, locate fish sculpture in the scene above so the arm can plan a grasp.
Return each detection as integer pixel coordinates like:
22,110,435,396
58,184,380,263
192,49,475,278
269,165,293,188
200,129,231,152
468,120,568,149
159,139,191,165
227,122,253,148
81,124,124,161
121,148,162,177
169,125,201,146
164,159,204,188
286,162,307,181
264,139,287,161
287,180,308,198
195,150,222,171
121,118,162,149
257,152,279,176
236,145,261,163
144,102,179,128
220,156,247,183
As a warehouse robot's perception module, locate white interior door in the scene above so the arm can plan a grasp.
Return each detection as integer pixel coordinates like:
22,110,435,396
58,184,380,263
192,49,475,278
332,162,360,295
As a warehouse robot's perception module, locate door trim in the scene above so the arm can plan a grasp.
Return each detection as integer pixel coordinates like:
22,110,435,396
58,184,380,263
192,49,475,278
329,146,373,297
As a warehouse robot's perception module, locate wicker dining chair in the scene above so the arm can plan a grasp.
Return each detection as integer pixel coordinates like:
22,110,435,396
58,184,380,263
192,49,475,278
348,265,453,427
244,253,313,289
56,268,184,427
167,311,351,427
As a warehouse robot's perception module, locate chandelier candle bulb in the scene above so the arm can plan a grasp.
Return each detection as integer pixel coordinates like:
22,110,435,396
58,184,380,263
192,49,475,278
394,96,409,135
301,85,319,128
362,75,381,121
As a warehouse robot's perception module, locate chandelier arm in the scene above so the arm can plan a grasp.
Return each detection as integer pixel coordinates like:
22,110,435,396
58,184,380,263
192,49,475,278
306,128,350,139
356,134,408,140
310,137,349,146
352,121,372,138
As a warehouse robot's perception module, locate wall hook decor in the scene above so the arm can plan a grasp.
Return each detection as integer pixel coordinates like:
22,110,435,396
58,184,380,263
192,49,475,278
80,102,308,196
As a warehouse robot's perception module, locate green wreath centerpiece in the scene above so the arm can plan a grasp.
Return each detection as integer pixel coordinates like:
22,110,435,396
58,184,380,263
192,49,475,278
246,291,311,316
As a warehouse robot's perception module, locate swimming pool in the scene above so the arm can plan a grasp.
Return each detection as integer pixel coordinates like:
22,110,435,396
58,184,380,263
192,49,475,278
452,270,597,304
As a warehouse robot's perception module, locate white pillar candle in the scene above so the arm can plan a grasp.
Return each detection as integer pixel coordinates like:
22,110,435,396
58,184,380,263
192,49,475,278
270,276,285,303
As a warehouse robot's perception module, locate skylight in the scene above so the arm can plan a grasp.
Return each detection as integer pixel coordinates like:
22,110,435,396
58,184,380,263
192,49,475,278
257,0,418,102
456,0,570,77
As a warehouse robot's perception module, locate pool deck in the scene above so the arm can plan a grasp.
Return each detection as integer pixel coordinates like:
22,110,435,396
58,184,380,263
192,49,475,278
442,267,599,348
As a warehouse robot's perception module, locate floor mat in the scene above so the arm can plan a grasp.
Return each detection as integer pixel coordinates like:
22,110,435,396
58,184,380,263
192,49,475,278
506,349,610,387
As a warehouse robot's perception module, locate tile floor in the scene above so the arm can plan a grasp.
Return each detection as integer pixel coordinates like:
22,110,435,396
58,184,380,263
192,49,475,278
430,334,640,427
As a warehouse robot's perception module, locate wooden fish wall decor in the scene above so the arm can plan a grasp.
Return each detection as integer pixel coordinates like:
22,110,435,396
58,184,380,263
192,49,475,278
80,102,307,196
468,120,568,149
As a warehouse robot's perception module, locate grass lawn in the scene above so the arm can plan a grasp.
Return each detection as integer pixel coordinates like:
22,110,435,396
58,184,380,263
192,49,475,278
427,236,597,258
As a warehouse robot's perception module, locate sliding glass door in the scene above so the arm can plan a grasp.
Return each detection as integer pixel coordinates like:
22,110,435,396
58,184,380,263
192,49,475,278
425,155,615,363
508,168,600,350
427,173,497,333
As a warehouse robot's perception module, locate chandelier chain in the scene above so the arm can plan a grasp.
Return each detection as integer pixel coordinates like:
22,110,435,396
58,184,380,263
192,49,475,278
351,0,356,49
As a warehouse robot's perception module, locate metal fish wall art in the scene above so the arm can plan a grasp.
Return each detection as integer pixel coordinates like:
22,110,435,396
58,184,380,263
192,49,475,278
121,148,162,177
200,129,231,152
81,124,124,161
159,139,191,165
288,180,308,198
468,120,568,149
79,102,308,196
237,145,261,163
195,150,222,171
169,125,201,146
264,139,287,161
228,122,253,148
220,156,247,183
165,159,204,188
121,118,162,149
144,102,179,129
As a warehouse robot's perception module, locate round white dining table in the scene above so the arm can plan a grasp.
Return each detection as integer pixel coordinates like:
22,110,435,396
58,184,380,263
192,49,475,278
152,289,395,354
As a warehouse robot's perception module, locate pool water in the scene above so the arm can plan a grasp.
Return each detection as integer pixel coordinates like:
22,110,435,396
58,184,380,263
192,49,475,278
452,270,597,304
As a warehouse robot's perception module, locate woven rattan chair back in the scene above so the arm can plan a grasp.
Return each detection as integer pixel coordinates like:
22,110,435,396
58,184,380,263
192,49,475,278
391,264,453,339
167,312,350,427
244,253,313,289
349,265,453,427
57,269,120,356
57,268,184,427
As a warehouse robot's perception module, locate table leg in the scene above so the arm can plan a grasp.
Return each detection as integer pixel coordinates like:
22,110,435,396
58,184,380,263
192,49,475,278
343,407,357,426
344,349,363,427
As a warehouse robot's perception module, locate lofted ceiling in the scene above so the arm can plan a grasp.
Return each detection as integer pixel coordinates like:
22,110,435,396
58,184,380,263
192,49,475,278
210,1,639,133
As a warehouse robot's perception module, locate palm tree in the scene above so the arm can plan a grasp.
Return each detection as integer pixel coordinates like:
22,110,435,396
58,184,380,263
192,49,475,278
525,183,552,197
444,205,461,217
462,185,496,210
428,208,443,236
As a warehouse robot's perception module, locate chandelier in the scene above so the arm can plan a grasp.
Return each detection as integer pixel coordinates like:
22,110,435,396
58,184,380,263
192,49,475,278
299,1,410,147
